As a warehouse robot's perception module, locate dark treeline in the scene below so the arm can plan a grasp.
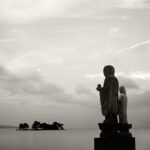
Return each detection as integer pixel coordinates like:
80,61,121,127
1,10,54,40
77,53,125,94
19,121,64,130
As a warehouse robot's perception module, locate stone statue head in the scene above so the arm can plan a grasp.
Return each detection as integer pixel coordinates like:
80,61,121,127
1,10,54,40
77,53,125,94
103,65,115,77
120,86,126,93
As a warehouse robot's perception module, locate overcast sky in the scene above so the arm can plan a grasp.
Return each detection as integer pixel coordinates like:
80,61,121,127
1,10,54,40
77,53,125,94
0,0,150,128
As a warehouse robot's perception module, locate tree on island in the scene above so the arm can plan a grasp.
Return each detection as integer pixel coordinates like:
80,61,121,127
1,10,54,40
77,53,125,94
18,121,64,130
32,121,41,129
19,123,29,130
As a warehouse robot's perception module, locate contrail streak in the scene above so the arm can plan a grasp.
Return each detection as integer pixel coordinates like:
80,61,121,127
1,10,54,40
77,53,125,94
114,40,150,55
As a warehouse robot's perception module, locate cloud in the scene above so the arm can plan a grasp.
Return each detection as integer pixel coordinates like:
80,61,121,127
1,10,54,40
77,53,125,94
84,71,150,81
128,72,150,80
1,0,147,23
0,0,71,22
83,72,150,128
0,66,100,128
0,0,94,23
84,73,102,80
0,65,99,109
84,71,143,91
117,72,150,81
0,38,16,43
0,65,61,96
118,76,140,90
0,65,77,105
130,90,150,108
127,90,150,128
6,52,64,73
108,27,120,36
114,0,150,9
1,65,150,128
76,86,99,107
117,71,150,90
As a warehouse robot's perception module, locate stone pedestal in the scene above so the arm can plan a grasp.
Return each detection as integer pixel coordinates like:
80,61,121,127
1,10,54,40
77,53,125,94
95,137,135,150
94,123,136,150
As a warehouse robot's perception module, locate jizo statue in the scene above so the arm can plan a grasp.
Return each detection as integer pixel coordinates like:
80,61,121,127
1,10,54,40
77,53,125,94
96,65,119,124
118,86,128,124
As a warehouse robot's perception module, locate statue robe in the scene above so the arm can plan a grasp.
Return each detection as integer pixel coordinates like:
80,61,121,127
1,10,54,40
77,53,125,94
118,93,128,124
100,75,119,116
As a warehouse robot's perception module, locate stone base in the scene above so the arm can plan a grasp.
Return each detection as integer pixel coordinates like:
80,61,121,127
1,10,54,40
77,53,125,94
94,137,135,150
98,123,132,138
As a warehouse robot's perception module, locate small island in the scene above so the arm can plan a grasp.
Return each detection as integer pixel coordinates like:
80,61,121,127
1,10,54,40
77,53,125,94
17,121,64,130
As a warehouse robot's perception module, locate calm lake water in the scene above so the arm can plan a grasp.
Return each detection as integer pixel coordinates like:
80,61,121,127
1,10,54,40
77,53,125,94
0,128,149,150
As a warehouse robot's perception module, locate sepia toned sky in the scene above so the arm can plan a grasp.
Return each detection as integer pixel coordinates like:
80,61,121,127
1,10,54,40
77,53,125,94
0,0,150,128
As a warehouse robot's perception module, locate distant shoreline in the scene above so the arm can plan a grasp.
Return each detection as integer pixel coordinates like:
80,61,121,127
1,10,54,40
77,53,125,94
0,125,17,129
16,129,66,131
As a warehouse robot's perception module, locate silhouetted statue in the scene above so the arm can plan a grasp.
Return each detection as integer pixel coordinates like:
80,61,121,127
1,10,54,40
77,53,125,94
118,86,128,124
95,67,135,150
96,65,119,124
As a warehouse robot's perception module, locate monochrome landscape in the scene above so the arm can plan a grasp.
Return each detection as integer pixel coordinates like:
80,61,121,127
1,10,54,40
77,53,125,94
0,0,150,149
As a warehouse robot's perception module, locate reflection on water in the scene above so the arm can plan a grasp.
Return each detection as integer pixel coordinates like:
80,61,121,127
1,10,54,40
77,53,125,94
0,128,149,150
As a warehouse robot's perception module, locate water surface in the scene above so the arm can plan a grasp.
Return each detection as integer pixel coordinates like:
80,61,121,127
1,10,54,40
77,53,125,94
0,128,149,150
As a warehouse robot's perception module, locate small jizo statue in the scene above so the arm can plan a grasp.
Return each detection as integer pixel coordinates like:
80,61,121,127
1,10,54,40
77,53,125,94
96,65,119,124
118,86,128,124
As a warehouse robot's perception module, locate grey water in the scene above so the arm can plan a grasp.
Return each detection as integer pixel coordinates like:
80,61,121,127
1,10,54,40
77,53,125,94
0,128,149,150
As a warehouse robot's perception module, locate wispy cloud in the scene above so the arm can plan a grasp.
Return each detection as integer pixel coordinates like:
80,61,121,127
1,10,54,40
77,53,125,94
118,71,150,84
108,27,120,36
128,72,150,80
127,89,150,128
84,73,102,80
114,0,150,9
0,38,16,42
84,72,124,80
115,40,150,54
84,72,140,90
84,71,150,91
0,64,98,109
1,0,147,23
85,71,150,80
6,52,64,73
0,0,84,22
